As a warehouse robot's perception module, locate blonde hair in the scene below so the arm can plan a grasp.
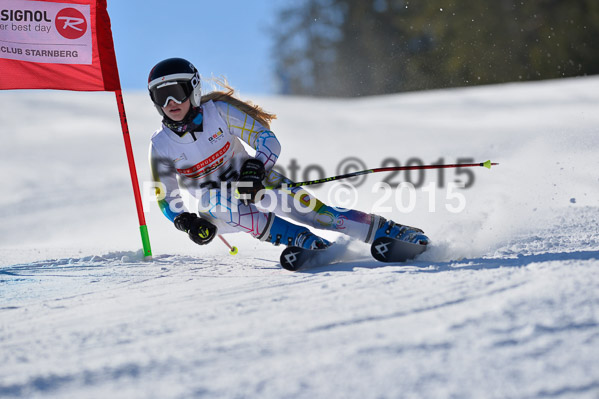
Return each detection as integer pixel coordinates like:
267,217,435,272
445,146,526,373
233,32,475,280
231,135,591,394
200,77,276,129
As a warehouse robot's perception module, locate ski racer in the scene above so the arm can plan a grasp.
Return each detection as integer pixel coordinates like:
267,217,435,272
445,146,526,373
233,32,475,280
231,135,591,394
148,57,429,253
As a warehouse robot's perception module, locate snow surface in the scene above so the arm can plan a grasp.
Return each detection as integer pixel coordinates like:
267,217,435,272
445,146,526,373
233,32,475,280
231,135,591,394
1,77,599,398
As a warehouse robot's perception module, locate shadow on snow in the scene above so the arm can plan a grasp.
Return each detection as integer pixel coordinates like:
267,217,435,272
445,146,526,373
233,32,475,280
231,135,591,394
297,249,599,274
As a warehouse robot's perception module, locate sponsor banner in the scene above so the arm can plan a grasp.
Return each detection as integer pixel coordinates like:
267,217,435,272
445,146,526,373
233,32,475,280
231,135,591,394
0,0,92,64
0,0,120,92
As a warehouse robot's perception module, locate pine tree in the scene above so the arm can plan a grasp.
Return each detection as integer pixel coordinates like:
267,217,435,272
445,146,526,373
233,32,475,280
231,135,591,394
273,0,599,96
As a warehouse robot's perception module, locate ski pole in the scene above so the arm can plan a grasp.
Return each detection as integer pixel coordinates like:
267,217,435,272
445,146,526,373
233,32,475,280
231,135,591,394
219,234,239,255
267,160,498,189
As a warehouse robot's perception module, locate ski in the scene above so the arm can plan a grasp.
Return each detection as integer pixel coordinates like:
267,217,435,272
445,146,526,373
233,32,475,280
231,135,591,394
370,236,427,263
280,245,333,271
280,238,427,270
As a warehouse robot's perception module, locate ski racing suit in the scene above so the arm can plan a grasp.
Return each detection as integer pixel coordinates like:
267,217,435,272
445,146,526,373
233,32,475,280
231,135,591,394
149,100,381,245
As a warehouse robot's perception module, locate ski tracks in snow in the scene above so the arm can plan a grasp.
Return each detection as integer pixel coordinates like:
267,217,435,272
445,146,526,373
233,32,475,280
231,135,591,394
2,242,598,398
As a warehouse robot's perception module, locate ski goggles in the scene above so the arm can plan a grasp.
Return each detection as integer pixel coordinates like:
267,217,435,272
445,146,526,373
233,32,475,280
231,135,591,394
149,80,194,108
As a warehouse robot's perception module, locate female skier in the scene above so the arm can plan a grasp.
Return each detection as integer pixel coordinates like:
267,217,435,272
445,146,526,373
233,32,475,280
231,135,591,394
148,58,428,255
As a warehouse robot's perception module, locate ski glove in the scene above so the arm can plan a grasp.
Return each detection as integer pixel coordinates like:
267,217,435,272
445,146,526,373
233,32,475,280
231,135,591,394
237,158,265,205
174,212,217,246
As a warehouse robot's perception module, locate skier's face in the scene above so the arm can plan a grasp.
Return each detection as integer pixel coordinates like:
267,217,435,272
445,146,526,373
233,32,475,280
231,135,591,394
162,98,191,121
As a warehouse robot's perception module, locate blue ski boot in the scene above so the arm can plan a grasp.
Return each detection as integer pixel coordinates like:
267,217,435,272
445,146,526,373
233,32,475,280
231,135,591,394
271,217,332,271
295,231,330,250
367,216,429,262
266,216,330,249
371,216,429,245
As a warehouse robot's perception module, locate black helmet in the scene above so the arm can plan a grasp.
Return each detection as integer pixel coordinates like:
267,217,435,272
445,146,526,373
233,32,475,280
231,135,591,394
148,58,201,116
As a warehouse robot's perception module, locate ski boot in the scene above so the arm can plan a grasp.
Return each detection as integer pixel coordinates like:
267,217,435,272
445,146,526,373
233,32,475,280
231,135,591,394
295,231,330,250
272,218,332,271
371,216,429,245
267,216,330,249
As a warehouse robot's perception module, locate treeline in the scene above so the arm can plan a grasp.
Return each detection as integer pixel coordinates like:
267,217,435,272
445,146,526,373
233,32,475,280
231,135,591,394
273,0,599,96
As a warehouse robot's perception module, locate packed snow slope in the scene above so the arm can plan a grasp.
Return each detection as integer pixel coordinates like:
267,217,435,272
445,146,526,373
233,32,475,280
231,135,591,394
1,77,598,399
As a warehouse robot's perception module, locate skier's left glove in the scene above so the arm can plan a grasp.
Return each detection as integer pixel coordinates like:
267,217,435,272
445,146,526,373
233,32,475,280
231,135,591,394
174,212,217,246
237,158,265,205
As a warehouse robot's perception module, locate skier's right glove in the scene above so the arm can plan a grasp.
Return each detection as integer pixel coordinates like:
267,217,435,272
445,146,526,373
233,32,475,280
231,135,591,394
236,158,266,205
174,212,217,246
